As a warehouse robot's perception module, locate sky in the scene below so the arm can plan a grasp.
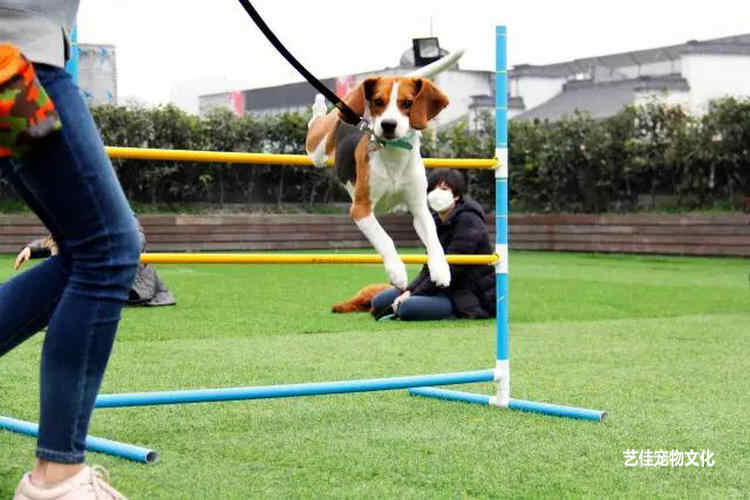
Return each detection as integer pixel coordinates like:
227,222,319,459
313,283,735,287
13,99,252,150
76,0,750,114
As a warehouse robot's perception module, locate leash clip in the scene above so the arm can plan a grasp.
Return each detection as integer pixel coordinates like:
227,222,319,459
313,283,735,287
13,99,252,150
357,119,374,135
358,120,382,152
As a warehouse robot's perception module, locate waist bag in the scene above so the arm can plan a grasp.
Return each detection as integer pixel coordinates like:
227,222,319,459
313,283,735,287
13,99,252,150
0,44,62,158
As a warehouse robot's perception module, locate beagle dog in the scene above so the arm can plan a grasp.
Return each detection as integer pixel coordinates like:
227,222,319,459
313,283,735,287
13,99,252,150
305,76,451,290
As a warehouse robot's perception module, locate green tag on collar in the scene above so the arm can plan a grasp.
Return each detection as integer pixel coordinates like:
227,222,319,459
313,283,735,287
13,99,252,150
374,131,415,151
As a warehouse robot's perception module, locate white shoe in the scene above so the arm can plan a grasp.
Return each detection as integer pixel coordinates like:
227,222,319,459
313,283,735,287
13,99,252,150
14,466,127,500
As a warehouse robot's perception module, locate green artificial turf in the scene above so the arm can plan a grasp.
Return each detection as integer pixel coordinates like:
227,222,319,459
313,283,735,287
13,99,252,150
1,250,748,498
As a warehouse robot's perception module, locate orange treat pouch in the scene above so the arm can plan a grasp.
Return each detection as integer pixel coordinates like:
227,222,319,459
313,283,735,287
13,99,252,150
0,44,62,158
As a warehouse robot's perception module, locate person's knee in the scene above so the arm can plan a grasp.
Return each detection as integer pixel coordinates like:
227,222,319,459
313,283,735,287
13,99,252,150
397,297,453,321
119,224,143,272
372,288,397,311
93,223,141,286
105,225,142,299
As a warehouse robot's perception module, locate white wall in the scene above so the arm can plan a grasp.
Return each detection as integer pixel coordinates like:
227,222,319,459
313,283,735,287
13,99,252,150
199,93,232,116
681,53,750,115
79,45,117,107
173,75,251,115
511,76,566,111
608,60,679,80
431,71,492,125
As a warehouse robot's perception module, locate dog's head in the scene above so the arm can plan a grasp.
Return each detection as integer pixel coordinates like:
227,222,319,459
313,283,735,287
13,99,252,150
344,77,449,140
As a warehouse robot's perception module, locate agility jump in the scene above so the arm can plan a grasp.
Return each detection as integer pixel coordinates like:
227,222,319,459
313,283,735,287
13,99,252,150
104,26,605,422
1,26,606,465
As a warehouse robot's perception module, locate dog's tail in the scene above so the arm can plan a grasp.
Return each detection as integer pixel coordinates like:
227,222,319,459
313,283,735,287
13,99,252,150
331,283,391,313
406,49,466,78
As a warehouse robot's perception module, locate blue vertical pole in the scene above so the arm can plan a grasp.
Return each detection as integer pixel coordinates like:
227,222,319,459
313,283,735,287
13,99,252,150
494,26,510,406
64,25,79,85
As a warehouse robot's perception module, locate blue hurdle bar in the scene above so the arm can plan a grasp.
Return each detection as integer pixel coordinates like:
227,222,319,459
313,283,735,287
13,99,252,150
408,388,607,422
95,370,496,408
0,416,159,464
410,26,607,422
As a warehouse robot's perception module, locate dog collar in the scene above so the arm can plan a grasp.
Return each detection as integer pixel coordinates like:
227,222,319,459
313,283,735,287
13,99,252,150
370,131,416,151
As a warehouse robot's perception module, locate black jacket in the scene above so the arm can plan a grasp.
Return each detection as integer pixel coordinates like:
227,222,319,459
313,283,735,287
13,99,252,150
407,199,495,318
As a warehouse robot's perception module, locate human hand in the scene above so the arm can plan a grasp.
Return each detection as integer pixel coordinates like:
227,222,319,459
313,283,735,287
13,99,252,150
14,247,31,270
392,290,411,313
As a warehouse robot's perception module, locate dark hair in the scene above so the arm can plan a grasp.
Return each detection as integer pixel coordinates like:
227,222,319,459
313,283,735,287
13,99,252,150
427,168,466,200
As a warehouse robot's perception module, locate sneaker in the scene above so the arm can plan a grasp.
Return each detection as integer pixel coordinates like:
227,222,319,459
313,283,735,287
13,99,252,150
14,465,127,500
372,304,397,321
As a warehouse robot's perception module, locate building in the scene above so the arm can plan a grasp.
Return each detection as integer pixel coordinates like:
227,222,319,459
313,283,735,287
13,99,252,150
507,33,750,120
77,43,118,107
199,33,750,125
198,39,494,132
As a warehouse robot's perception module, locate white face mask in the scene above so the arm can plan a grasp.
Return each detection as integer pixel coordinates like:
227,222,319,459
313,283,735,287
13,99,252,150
427,188,455,213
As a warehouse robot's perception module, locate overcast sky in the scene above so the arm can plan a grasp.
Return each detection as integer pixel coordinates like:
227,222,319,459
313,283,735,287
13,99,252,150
76,0,750,113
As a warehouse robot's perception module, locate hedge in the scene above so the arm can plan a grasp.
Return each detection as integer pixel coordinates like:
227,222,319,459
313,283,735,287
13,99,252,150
1,97,749,213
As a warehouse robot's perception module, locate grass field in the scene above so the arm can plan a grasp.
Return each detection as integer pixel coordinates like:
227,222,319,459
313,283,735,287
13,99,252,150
1,250,749,499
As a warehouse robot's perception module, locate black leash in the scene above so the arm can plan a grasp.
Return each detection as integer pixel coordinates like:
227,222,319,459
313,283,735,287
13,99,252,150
237,0,363,126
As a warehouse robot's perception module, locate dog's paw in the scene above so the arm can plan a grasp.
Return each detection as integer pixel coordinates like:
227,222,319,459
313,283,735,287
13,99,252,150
428,256,451,287
311,94,327,118
310,151,328,168
385,258,408,290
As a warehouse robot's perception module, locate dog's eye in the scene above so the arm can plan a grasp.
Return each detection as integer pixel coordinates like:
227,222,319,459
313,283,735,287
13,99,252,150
373,98,385,107
401,100,413,109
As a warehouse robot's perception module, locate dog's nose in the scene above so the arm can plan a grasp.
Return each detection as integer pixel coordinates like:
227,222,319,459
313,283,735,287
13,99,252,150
380,120,397,136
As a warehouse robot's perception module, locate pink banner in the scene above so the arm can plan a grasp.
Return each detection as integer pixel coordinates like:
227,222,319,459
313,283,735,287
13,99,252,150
230,91,245,116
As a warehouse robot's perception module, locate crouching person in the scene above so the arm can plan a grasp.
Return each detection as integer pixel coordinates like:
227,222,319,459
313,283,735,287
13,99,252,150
15,219,176,307
371,169,495,321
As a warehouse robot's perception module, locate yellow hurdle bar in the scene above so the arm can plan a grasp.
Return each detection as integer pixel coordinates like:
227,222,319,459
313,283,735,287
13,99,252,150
105,147,498,170
140,253,498,265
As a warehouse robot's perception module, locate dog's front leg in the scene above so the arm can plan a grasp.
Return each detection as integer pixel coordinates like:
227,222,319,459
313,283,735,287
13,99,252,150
410,202,450,287
352,208,408,290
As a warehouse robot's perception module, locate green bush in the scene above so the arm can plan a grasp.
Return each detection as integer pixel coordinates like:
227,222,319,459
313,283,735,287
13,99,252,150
506,98,750,213
2,98,749,213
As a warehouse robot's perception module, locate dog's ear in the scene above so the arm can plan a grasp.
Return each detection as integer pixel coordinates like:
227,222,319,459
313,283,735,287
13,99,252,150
344,77,379,118
409,78,449,130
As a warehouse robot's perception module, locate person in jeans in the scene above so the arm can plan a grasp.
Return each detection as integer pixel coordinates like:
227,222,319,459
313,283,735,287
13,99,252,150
1,2,140,498
372,169,496,321
14,220,176,307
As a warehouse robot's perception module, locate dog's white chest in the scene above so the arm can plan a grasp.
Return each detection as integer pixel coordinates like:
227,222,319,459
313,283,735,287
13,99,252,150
367,147,419,206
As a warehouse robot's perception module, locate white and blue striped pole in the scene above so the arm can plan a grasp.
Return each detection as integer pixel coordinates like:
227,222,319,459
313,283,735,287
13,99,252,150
410,26,606,422
494,25,511,408
64,25,79,84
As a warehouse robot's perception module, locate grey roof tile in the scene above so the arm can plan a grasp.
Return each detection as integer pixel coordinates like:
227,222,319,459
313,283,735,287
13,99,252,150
514,75,689,121
510,33,750,78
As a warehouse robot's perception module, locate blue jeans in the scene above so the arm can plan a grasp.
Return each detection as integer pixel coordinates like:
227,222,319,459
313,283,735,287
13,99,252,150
0,65,141,464
372,287,455,321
